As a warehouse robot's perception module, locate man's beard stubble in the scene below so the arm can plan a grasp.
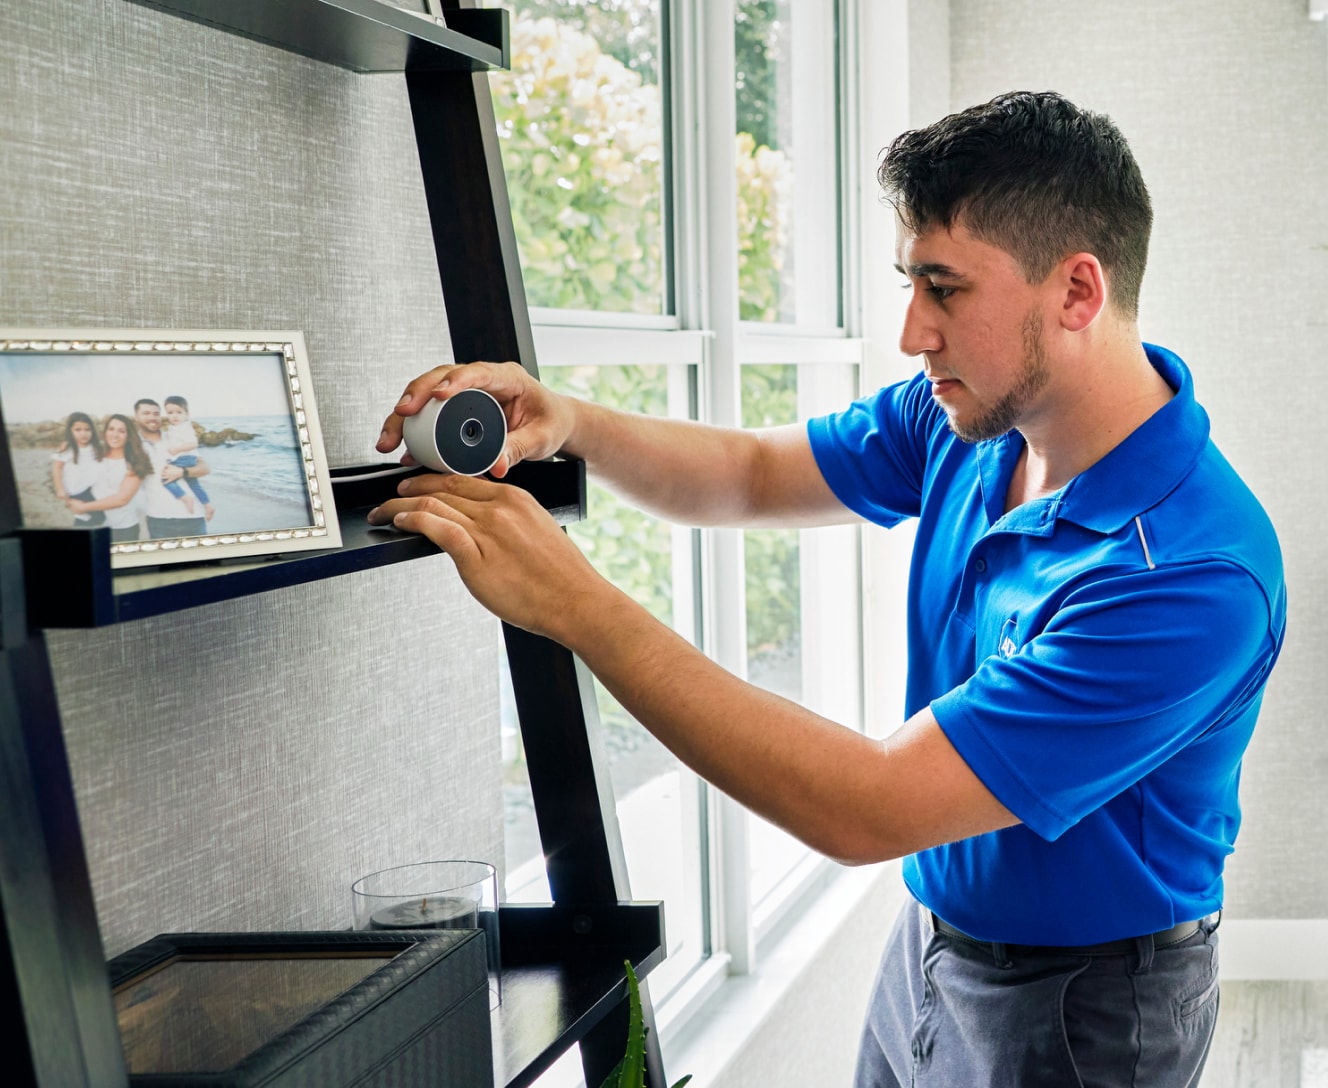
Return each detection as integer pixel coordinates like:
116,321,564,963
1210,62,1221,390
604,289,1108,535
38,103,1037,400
947,311,1051,444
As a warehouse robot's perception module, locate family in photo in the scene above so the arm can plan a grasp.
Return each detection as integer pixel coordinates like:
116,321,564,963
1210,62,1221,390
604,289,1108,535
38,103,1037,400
50,397,215,543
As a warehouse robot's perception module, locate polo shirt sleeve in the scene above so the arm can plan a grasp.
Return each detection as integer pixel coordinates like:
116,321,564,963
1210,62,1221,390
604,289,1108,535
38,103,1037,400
806,372,939,528
929,557,1283,842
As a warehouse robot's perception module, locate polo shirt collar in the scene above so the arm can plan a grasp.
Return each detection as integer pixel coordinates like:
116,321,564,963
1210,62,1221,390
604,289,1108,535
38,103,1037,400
974,344,1210,535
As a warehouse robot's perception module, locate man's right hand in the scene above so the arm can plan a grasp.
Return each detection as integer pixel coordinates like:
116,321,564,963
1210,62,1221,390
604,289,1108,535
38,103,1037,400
376,360,574,479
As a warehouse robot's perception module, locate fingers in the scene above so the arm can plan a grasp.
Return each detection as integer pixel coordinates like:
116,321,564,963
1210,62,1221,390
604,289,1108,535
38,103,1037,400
368,476,550,553
367,493,459,528
367,491,479,551
377,364,456,454
366,474,499,529
376,361,527,455
433,359,530,400
494,432,532,480
395,472,503,501
389,502,484,575
366,469,593,641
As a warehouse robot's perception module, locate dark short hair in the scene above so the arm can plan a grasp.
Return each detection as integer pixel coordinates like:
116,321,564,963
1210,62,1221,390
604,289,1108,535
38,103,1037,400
133,398,160,412
164,395,189,411
878,91,1152,317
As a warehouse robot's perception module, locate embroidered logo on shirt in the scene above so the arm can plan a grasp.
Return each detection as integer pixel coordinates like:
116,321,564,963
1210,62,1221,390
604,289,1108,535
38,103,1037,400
998,617,1019,659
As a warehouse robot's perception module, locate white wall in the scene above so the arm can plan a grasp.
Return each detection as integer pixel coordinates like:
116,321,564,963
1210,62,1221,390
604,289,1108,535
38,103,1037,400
947,0,1328,926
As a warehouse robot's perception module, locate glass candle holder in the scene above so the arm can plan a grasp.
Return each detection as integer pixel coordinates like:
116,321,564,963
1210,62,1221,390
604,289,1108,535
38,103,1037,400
351,860,500,1007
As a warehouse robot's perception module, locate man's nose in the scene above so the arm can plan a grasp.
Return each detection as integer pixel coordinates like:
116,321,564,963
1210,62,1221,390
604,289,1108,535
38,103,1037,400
898,291,942,358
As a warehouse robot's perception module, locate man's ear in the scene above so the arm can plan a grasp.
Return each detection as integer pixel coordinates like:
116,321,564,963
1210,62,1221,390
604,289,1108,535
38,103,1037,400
1056,253,1107,332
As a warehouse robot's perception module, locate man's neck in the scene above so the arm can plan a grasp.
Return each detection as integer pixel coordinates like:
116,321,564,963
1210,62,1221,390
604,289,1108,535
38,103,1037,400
1005,334,1172,512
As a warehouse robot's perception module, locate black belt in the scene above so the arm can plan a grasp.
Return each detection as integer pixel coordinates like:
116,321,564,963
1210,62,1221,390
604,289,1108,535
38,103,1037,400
930,911,1219,957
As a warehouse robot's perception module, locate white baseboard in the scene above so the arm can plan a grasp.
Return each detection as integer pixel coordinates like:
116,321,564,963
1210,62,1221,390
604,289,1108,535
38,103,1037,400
1218,919,1328,980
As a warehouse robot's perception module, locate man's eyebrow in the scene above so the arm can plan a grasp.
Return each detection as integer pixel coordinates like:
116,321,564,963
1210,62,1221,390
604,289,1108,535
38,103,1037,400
894,261,966,280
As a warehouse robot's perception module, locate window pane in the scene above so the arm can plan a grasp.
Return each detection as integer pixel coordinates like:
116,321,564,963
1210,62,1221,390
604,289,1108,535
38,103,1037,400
489,1,667,315
501,364,705,997
735,0,839,327
735,0,795,323
741,362,862,911
740,363,807,903
742,364,801,701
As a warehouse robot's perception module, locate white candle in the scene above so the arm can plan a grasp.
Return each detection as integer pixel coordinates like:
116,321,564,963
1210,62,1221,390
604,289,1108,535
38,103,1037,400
368,895,478,930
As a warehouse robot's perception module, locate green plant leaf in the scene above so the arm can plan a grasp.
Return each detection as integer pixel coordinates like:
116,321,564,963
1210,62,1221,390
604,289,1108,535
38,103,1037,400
620,960,646,1088
594,960,692,1088
598,1057,626,1088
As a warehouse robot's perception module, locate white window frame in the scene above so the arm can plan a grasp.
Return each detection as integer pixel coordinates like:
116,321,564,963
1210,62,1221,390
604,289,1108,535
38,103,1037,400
686,0,867,976
502,0,872,1054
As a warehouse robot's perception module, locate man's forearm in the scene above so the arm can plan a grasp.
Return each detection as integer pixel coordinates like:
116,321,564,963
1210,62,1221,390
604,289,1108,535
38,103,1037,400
552,578,1015,865
561,398,764,527
368,473,1011,861
558,579,893,862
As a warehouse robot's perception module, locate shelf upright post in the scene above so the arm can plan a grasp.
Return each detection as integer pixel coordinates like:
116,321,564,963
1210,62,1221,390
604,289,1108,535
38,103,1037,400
0,462,125,1088
0,633,128,1088
404,6,667,1082
500,626,669,1088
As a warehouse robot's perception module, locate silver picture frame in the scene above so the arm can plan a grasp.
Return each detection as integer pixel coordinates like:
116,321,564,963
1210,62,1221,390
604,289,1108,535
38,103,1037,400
0,329,341,569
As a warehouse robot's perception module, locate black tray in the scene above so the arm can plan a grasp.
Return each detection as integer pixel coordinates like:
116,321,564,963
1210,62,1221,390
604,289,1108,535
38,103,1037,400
109,929,492,1087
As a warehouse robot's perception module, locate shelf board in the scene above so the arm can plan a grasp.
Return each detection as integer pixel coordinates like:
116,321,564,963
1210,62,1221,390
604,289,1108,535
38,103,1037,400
495,903,665,1088
18,460,584,629
125,0,510,72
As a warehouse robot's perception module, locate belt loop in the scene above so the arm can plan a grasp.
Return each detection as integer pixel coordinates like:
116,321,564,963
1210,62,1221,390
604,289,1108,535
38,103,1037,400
991,941,1013,970
1131,933,1155,975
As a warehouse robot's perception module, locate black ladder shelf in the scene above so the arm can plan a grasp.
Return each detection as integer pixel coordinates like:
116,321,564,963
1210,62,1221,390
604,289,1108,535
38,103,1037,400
0,2,670,1086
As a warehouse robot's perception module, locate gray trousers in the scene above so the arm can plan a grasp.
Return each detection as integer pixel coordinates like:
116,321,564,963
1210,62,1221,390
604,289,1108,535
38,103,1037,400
854,897,1220,1088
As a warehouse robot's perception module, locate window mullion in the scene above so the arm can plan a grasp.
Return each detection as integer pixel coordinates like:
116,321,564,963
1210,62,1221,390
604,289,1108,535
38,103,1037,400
687,0,757,977
837,0,865,340
790,0,839,328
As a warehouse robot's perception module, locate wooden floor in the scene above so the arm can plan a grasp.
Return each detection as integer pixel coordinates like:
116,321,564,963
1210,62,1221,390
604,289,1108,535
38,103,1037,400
1200,982,1328,1088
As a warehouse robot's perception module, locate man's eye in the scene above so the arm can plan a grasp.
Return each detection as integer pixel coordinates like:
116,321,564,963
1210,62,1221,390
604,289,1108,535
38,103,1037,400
926,283,955,302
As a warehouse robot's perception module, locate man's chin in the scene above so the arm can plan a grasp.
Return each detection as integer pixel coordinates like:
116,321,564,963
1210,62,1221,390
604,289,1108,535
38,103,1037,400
945,412,984,444
946,412,1014,445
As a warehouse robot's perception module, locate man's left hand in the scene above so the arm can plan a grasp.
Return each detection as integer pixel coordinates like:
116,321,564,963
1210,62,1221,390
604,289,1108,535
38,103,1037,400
366,473,604,641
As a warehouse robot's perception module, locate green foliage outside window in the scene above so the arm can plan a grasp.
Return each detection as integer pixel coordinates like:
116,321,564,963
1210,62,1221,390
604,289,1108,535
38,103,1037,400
735,132,793,322
490,11,792,319
542,365,674,631
735,0,784,151
492,15,664,313
540,362,803,729
735,0,795,321
741,365,800,662
492,10,802,730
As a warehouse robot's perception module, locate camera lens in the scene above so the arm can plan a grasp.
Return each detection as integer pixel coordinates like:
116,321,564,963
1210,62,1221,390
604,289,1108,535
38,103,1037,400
460,418,484,447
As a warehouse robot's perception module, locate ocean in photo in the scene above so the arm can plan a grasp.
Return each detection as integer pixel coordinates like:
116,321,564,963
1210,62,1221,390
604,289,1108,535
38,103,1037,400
183,414,313,534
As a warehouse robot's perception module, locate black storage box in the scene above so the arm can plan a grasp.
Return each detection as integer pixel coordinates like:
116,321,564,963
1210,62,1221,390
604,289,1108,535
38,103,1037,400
107,929,493,1087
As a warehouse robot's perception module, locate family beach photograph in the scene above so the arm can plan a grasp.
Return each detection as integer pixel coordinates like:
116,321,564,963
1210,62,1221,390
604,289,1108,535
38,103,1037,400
0,345,320,556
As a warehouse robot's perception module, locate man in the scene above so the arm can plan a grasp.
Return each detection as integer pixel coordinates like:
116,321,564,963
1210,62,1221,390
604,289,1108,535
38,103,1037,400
133,398,210,539
372,92,1285,1086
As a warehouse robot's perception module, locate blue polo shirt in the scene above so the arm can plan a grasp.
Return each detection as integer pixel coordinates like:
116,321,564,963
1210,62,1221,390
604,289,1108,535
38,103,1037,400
807,345,1285,944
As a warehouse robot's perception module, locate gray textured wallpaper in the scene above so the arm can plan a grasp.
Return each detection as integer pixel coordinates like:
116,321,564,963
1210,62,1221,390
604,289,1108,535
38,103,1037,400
1,0,505,956
946,0,1328,919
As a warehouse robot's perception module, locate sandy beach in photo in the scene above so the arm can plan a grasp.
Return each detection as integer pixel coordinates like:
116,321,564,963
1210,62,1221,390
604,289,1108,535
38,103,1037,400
10,446,315,540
